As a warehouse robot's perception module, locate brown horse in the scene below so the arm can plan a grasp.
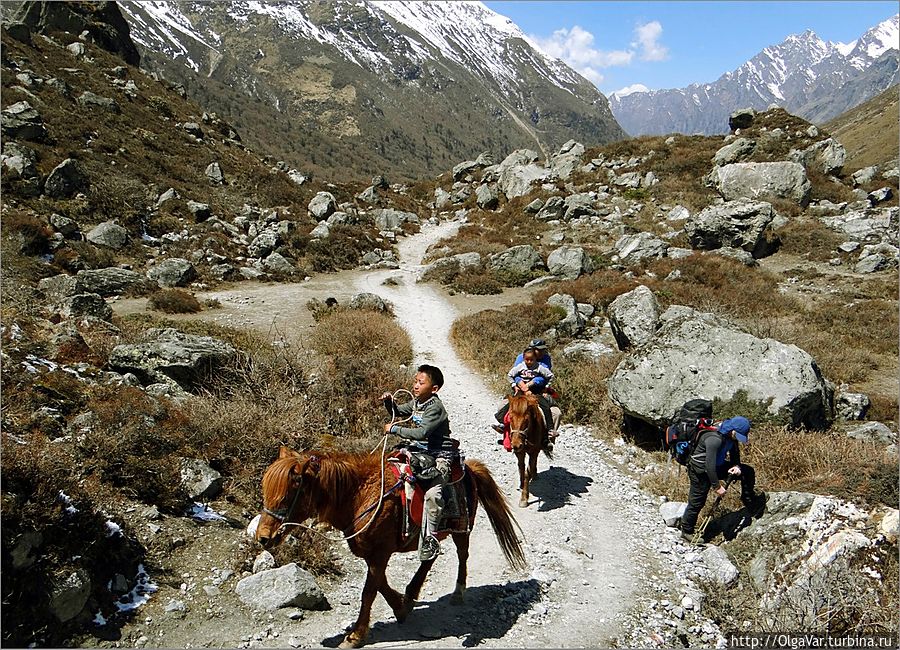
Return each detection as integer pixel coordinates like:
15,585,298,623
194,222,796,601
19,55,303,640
256,446,526,648
507,393,551,508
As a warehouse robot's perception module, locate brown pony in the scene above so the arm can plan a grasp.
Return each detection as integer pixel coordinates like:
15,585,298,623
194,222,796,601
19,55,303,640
256,446,526,648
507,393,551,508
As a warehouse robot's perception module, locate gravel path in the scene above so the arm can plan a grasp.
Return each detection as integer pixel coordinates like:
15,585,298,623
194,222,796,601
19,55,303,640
113,221,725,649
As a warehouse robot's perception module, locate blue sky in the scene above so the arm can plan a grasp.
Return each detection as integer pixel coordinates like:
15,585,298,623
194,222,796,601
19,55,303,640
484,1,899,95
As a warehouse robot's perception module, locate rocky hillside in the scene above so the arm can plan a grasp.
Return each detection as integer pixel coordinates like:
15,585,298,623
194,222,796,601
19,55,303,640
610,14,899,136
1,3,899,648
109,0,625,181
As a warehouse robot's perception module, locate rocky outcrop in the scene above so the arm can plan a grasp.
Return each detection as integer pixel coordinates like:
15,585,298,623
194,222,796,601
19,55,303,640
308,192,336,221
608,304,833,429
108,328,237,389
372,208,418,232
489,245,544,276
709,162,811,206
546,293,585,336
497,149,549,199
607,285,660,350
684,199,777,257
546,245,593,279
713,138,756,166
789,138,846,176
1,100,49,141
76,268,156,296
612,232,669,264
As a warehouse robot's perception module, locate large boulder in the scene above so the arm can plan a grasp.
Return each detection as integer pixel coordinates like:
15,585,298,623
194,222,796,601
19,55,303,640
108,328,237,389
372,208,418,232
607,306,833,429
44,159,88,199
546,293,585,336
308,192,336,221
547,246,593,279
180,458,223,500
76,91,120,113
548,140,585,180
789,138,846,176
1,101,49,141
607,285,660,350
488,245,544,276
247,230,279,258
475,183,498,210
76,268,156,296
235,563,326,611
148,258,197,288
48,569,91,622
85,221,129,250
612,232,669,264
713,138,756,166
1,141,39,178
38,274,86,301
819,207,898,244
709,162,811,206
728,108,756,131
738,492,879,628
684,199,777,257
53,293,113,321
497,149,550,199
349,292,390,313
12,0,141,65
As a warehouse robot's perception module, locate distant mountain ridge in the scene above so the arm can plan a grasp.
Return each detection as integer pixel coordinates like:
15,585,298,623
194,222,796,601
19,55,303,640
115,0,625,180
609,14,900,136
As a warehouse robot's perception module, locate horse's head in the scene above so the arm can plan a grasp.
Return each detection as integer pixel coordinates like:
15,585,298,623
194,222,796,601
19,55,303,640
507,393,539,451
256,446,321,549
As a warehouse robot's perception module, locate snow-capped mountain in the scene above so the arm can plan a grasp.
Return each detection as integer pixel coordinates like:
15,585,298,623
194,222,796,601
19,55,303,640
609,14,899,136
117,1,625,178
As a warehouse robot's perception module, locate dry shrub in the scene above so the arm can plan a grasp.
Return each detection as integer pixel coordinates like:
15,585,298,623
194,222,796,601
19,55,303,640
451,304,562,390
299,224,384,272
147,288,203,314
1,435,144,648
451,269,503,295
643,254,800,319
77,385,189,511
534,269,638,310
309,309,412,445
3,211,53,255
777,216,846,261
552,353,624,430
868,394,899,426
743,423,897,507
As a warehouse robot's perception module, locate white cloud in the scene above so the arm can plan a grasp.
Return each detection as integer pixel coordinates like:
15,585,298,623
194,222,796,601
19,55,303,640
531,25,633,73
633,21,669,62
611,83,650,98
530,21,669,87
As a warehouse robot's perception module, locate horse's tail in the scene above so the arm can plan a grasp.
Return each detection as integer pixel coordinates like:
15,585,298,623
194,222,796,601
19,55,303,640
466,459,527,571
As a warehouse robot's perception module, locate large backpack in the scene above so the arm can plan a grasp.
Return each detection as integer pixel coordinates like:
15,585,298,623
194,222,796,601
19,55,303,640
665,399,717,466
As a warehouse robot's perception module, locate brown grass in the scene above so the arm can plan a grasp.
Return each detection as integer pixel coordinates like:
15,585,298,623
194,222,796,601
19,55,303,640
147,288,203,314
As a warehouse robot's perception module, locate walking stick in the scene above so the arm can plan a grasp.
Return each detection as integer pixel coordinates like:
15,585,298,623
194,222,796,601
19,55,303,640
692,477,735,544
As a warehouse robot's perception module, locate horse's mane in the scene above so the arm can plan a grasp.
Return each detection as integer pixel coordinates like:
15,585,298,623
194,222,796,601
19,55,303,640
263,450,385,505
509,393,538,418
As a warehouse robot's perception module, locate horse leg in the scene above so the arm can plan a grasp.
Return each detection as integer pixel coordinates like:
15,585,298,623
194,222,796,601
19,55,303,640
529,448,539,482
518,452,530,508
341,557,388,649
450,532,470,605
400,555,437,618
378,579,407,624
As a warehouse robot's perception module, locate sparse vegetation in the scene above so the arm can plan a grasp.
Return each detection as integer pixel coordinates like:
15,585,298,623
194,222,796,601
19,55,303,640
147,288,203,313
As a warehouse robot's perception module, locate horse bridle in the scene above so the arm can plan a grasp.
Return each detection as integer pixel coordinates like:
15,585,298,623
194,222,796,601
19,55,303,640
262,482,303,525
261,454,321,527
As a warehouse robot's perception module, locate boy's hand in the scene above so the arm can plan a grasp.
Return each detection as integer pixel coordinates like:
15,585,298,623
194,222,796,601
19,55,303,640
384,423,394,434
727,466,742,477
380,392,392,402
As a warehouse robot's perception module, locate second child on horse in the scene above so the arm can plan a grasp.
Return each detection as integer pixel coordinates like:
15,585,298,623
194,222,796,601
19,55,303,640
493,341,561,451
381,364,455,561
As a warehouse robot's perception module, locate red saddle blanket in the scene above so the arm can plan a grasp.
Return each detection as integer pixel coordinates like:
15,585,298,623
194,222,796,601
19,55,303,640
386,452,473,537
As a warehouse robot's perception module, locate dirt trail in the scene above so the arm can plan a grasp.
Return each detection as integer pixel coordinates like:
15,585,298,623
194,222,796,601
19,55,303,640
111,221,657,648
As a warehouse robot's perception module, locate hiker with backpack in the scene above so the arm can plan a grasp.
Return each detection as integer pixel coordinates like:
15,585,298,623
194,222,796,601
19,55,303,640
665,400,764,543
679,415,764,543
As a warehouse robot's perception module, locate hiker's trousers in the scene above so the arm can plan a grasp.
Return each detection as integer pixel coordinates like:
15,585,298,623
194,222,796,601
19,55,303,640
681,462,756,534
422,458,451,536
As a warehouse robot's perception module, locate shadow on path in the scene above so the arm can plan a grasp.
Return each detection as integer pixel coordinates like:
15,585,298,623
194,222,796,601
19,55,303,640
320,579,542,648
525,465,593,512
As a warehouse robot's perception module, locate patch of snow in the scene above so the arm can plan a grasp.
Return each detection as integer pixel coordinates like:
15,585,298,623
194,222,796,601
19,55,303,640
58,491,79,516
105,520,123,537
188,502,227,521
114,564,158,612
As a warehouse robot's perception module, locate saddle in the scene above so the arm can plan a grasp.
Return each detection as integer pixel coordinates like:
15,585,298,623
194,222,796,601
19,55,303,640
387,445,473,541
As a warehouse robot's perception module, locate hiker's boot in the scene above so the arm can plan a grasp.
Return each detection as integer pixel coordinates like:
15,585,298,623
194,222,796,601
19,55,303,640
742,492,767,518
681,530,698,545
418,534,440,562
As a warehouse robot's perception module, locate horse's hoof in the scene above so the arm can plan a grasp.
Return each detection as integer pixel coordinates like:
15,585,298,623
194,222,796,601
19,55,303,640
396,597,415,623
450,591,465,606
339,635,364,649
519,498,528,508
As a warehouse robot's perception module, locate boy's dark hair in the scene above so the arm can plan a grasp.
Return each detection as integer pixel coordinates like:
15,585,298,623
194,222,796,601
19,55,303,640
417,364,444,388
